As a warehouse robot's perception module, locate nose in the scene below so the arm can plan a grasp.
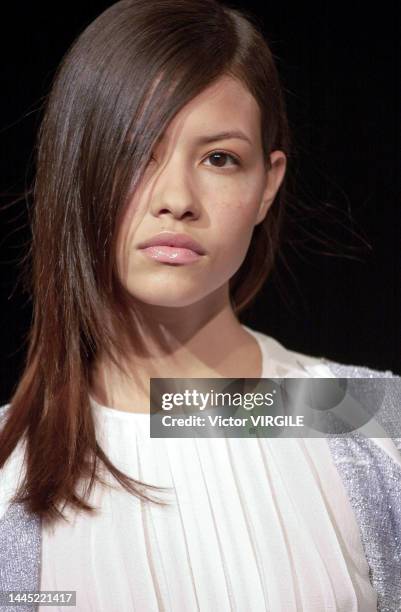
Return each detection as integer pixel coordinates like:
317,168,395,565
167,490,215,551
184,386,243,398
148,157,201,221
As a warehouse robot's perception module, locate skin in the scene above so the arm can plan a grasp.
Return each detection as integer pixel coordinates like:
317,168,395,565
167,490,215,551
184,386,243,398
90,74,287,413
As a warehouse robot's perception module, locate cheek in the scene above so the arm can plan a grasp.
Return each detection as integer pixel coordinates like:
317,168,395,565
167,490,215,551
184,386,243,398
206,199,258,279
211,184,261,247
205,170,263,219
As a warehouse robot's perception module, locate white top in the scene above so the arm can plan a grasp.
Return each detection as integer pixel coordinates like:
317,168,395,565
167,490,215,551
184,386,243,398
0,325,384,611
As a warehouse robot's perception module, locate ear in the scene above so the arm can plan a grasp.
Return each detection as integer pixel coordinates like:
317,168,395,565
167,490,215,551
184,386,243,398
255,151,287,226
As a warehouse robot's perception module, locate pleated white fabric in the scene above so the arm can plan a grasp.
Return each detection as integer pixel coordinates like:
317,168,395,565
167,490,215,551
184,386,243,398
37,325,378,611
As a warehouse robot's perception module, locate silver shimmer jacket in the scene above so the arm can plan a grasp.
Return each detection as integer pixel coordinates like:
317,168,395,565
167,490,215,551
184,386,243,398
0,360,400,612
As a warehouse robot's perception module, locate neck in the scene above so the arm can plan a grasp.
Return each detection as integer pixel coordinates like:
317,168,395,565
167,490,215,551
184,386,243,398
89,288,262,413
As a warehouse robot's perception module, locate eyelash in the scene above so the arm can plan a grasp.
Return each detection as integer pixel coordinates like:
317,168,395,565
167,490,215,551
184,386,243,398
149,150,240,169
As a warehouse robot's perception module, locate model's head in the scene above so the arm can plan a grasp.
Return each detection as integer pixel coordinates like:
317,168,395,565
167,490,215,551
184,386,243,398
31,0,290,351
118,73,286,312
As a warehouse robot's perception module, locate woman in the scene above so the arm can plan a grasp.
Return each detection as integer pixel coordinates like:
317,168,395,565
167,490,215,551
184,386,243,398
0,1,400,610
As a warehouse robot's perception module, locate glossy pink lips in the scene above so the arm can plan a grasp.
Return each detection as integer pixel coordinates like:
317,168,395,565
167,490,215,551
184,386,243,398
140,245,203,264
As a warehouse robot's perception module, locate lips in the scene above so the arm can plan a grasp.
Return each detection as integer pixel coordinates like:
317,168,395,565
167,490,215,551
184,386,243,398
137,231,206,255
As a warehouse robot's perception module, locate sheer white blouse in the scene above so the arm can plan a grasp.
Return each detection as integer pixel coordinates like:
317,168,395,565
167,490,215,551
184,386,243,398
5,325,382,611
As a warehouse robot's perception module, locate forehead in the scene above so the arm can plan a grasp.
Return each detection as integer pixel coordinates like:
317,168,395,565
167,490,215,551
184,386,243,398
158,75,261,146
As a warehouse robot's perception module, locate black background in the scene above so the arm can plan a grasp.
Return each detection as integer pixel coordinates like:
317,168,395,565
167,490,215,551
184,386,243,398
1,1,400,404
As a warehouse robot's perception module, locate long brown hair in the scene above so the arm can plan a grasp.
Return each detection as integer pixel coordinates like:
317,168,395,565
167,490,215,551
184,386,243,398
0,0,290,526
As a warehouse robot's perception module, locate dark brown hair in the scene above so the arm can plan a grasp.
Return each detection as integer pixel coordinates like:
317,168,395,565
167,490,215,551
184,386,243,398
0,0,290,526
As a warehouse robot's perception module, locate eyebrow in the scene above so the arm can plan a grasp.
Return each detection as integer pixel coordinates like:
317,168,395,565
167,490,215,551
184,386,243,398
154,129,253,149
195,130,252,145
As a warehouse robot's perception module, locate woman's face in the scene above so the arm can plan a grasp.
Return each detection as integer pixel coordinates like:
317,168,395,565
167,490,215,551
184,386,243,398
117,74,286,309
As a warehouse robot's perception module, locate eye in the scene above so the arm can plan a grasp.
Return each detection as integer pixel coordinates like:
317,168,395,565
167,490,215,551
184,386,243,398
203,151,240,169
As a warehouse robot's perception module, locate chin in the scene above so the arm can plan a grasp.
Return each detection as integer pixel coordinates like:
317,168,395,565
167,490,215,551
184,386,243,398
127,290,209,309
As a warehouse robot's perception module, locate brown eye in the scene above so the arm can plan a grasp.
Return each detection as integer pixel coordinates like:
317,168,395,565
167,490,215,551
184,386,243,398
204,151,240,168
